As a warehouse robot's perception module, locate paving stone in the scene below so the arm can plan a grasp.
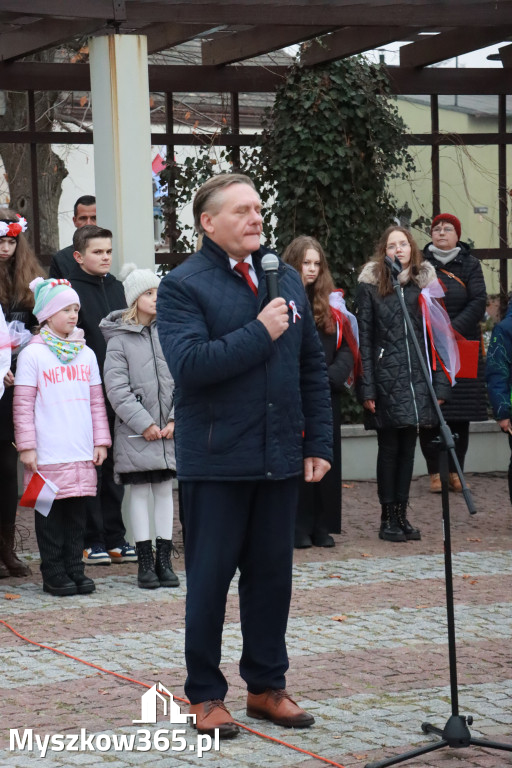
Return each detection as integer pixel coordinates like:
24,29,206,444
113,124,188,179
0,474,511,767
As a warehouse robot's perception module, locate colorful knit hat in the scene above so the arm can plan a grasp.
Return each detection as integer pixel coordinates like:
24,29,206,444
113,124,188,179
119,263,160,307
29,277,80,323
431,213,461,240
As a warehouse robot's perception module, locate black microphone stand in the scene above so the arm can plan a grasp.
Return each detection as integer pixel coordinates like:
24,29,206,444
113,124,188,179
365,258,512,768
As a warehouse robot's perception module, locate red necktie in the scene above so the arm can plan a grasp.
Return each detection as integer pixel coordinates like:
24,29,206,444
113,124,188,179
234,261,258,296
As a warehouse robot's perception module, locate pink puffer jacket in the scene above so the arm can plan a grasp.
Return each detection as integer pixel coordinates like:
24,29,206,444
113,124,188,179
14,383,111,499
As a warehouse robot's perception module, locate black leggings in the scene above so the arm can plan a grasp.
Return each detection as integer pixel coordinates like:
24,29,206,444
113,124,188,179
419,421,470,474
376,427,417,505
0,440,19,536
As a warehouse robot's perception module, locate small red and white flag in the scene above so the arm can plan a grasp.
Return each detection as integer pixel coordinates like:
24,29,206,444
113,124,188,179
19,472,59,517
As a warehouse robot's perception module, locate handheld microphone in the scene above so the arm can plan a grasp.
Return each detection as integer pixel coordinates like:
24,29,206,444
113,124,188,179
261,253,280,301
384,254,403,280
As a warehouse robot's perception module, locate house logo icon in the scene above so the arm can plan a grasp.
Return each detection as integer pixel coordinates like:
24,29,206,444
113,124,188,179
133,682,196,725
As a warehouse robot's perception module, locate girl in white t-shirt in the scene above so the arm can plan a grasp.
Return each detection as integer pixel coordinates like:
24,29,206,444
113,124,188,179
13,277,111,597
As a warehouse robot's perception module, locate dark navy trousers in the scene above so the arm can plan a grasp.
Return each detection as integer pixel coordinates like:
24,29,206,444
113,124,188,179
180,478,298,704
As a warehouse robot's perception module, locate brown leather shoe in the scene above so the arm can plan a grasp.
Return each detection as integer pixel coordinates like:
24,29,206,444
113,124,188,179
247,689,314,728
449,473,464,492
189,699,239,739
429,473,442,493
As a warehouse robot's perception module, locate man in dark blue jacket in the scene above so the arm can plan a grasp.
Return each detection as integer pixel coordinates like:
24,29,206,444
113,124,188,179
50,195,97,279
157,174,332,738
486,298,512,504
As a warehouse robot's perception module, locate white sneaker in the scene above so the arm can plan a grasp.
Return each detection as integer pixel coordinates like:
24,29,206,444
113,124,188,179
82,546,111,565
107,543,138,563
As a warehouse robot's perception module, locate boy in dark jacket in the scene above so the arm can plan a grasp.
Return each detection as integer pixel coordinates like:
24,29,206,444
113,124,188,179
69,225,135,565
486,298,512,504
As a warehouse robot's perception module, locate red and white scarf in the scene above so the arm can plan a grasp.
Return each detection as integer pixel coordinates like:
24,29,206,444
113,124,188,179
418,279,460,385
328,290,362,386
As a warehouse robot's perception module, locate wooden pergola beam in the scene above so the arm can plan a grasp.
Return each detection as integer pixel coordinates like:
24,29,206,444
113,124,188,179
387,65,512,94
2,63,512,95
201,24,336,66
301,26,416,66
1,1,508,29
0,0,124,20
0,18,106,62
0,62,290,92
400,27,512,68
126,2,512,28
497,43,512,67
143,22,215,54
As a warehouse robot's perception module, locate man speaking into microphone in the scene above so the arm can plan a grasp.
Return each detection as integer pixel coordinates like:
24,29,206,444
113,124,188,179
157,173,332,738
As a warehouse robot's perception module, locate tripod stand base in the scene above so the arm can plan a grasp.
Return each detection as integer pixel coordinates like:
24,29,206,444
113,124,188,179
365,715,512,768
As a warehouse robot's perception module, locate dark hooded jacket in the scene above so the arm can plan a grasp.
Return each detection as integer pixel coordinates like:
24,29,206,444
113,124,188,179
486,298,512,421
423,240,487,421
49,244,75,280
156,235,333,482
68,261,126,374
355,260,452,430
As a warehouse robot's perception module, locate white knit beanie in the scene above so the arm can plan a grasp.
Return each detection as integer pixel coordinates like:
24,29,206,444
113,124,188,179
119,263,160,307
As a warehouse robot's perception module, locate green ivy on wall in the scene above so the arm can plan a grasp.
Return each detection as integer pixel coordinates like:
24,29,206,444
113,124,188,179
259,56,415,299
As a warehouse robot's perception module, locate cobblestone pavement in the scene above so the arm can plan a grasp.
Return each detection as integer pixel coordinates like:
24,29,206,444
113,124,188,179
0,472,511,767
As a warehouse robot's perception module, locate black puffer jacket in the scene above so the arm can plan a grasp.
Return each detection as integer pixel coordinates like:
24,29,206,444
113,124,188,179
423,241,487,421
355,260,452,430
49,244,75,280
68,261,127,374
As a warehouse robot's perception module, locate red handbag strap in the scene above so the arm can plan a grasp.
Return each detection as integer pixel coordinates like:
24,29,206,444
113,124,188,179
439,268,466,289
438,269,486,356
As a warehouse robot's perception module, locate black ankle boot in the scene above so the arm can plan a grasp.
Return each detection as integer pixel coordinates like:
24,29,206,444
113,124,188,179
396,501,421,540
379,503,407,542
136,540,160,589
68,572,96,594
43,573,78,596
294,532,313,549
155,537,180,588
312,531,335,548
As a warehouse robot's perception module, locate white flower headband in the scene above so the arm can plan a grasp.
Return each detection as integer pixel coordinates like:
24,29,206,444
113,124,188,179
0,214,28,238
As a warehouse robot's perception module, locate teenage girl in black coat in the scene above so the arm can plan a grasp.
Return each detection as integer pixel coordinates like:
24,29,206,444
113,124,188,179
283,235,358,548
355,226,454,542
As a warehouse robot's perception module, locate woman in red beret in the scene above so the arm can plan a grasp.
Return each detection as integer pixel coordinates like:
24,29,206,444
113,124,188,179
420,213,487,492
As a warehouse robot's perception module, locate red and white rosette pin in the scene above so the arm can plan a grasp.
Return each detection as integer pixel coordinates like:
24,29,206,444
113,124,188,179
288,300,301,323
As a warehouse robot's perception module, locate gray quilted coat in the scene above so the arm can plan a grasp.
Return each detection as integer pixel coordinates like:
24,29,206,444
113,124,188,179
100,310,176,480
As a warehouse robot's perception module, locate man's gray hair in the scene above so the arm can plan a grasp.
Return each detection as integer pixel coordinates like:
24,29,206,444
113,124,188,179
193,173,257,235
